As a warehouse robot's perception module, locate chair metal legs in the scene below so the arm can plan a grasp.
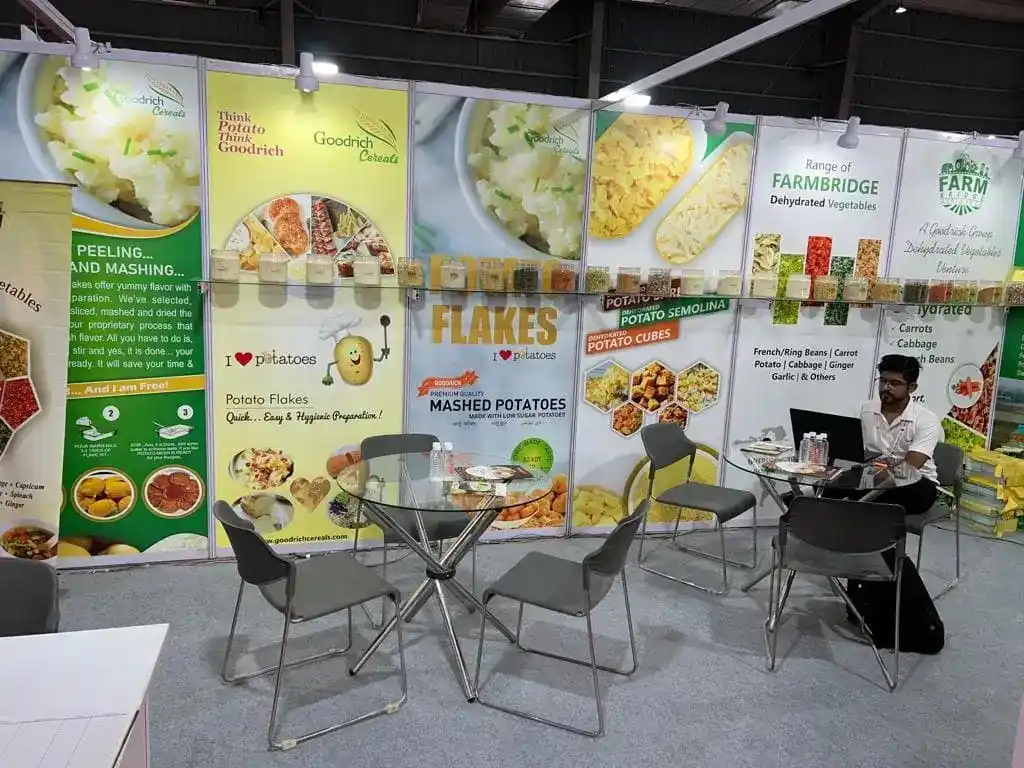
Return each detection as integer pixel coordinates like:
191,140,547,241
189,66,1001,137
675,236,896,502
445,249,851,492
637,503,757,596
220,581,408,751
762,547,903,691
916,512,960,600
473,573,637,737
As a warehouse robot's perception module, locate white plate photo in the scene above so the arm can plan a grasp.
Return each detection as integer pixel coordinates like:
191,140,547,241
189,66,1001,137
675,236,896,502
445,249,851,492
464,465,516,481
948,363,985,409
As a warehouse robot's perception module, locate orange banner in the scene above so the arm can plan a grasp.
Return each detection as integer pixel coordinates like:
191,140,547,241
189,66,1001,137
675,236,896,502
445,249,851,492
584,321,679,355
417,369,479,396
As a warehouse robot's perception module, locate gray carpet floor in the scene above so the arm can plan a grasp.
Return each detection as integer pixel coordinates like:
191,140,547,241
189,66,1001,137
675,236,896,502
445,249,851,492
58,526,1024,768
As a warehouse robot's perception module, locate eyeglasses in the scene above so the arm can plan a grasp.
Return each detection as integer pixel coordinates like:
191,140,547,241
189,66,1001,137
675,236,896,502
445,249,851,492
876,376,909,390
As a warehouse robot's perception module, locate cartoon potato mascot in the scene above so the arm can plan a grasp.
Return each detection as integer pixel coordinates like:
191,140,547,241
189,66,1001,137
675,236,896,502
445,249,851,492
320,314,391,386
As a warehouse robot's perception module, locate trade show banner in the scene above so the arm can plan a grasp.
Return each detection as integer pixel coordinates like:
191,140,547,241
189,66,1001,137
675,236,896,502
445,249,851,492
725,118,905,512
0,55,209,563
573,110,755,532
207,69,407,553
991,195,1024,451
882,133,1023,450
406,85,590,538
0,181,71,561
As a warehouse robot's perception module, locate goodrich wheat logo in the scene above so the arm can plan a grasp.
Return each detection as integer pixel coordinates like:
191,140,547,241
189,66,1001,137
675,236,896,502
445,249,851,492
938,153,990,215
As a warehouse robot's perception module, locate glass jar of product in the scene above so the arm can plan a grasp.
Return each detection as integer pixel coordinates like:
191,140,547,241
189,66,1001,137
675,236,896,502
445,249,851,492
715,270,742,297
1006,281,1024,306
812,275,839,301
438,258,467,290
513,261,540,292
646,268,672,297
478,259,506,292
870,277,901,302
680,270,705,296
749,274,778,298
928,280,953,303
784,274,811,300
616,267,642,294
258,252,288,283
306,255,336,285
396,257,425,287
210,249,241,282
354,255,382,286
902,280,928,304
949,281,977,304
584,266,610,294
977,281,1003,306
843,277,870,302
550,264,577,293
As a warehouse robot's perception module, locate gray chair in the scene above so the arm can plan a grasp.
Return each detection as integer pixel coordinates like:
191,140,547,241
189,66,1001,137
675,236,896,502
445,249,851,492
638,423,757,595
0,558,59,636
906,441,963,599
474,500,646,737
354,433,477,628
764,496,908,691
215,501,407,751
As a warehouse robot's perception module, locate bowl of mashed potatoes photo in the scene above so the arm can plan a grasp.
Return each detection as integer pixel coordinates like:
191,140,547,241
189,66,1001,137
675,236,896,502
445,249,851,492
455,98,587,260
18,55,200,230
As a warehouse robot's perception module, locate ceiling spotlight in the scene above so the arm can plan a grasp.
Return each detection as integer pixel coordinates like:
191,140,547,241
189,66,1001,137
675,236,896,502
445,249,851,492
624,93,651,107
1014,130,1024,160
894,3,907,13
838,116,861,149
70,27,98,71
312,60,338,76
295,52,319,93
707,102,729,135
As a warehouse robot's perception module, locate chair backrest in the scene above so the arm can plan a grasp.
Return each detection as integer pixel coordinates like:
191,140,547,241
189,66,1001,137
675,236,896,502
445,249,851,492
933,441,964,494
0,558,59,636
361,433,438,460
582,499,648,605
783,496,907,557
641,422,697,476
214,500,290,586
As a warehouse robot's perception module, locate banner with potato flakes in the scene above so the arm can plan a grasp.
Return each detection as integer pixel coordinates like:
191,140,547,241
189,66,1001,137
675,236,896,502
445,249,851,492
571,111,754,533
206,69,407,553
0,181,71,562
0,55,210,564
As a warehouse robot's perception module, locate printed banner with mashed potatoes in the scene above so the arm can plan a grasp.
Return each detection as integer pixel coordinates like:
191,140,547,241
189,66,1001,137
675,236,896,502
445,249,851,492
572,110,754,533
206,68,407,553
0,180,72,562
0,54,209,563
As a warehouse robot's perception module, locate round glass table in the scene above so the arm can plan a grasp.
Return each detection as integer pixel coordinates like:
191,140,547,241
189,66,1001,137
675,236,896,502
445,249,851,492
725,443,922,591
342,450,551,701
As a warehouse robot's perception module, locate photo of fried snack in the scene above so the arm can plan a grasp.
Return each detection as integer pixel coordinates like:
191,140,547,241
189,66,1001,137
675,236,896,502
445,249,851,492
655,139,752,264
584,361,630,412
630,361,676,412
73,469,135,522
676,361,721,413
589,114,694,238
611,402,643,437
658,403,689,427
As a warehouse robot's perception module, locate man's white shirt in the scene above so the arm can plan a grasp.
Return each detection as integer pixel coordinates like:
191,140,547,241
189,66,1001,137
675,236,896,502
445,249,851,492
859,399,942,484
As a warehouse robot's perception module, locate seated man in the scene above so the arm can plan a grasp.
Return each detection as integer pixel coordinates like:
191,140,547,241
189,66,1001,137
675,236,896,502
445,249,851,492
858,354,940,517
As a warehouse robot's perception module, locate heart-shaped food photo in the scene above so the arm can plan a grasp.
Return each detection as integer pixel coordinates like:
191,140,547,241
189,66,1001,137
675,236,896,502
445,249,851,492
290,476,331,509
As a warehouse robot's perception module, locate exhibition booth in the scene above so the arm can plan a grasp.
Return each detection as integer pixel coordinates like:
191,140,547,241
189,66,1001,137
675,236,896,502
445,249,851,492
0,40,1021,570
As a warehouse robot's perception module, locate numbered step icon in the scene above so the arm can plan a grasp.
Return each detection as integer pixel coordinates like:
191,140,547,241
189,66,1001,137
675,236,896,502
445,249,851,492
102,405,120,422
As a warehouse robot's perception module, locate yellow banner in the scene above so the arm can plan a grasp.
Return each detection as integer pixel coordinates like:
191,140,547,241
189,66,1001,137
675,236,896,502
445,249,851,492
67,375,206,399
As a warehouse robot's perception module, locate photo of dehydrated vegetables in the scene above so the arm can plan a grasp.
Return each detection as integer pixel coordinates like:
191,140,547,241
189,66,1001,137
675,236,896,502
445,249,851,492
946,347,997,446
0,329,42,461
224,193,392,280
611,402,643,437
143,466,204,518
583,360,630,413
629,360,676,412
73,469,136,522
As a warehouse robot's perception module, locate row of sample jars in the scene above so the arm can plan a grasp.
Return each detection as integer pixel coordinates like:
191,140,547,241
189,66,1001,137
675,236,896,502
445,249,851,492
748,274,1013,305
209,250,386,286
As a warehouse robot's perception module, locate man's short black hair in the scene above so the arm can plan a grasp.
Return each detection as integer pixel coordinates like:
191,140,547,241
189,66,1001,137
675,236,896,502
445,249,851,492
877,354,921,384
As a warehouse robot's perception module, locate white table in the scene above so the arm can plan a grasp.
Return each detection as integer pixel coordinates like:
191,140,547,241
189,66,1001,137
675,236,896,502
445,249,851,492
0,624,168,768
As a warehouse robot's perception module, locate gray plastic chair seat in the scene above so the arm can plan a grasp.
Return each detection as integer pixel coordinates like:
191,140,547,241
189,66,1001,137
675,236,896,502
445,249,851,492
0,559,59,636
655,482,756,523
483,552,592,617
259,552,399,622
777,535,894,581
904,501,951,536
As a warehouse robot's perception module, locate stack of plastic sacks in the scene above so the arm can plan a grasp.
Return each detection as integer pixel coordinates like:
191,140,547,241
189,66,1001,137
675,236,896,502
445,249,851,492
960,448,1024,537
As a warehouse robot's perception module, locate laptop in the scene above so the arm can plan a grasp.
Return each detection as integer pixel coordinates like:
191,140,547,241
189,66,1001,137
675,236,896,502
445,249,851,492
789,408,880,467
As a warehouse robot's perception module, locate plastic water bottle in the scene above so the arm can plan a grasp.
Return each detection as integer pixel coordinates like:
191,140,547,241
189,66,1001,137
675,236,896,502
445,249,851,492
798,433,814,463
443,442,455,480
430,441,442,480
818,433,830,466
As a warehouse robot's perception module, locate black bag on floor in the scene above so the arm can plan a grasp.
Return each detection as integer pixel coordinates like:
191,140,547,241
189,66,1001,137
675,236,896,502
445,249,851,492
846,557,944,655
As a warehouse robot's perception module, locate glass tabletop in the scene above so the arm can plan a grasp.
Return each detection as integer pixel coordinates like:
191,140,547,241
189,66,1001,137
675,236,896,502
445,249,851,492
725,443,923,490
338,450,552,519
